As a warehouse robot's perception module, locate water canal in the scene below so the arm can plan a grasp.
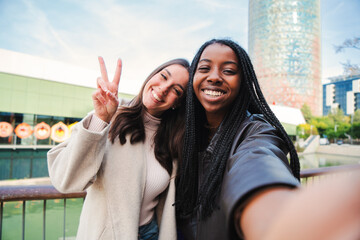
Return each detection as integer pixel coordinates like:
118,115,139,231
300,153,360,169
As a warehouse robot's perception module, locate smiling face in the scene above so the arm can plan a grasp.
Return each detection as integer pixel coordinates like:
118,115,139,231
142,64,189,117
193,43,241,126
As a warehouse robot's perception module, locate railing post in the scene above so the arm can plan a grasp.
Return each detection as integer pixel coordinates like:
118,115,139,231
22,200,25,240
43,200,46,240
1,201,3,240
63,198,66,240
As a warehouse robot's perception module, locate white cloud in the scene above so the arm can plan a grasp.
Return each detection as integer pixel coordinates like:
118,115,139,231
66,0,209,93
178,21,214,34
22,0,75,56
1,0,249,94
195,0,232,10
322,66,343,83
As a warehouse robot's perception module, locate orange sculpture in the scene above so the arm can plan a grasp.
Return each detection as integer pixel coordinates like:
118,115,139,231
34,122,51,139
15,123,33,139
51,122,69,142
0,122,13,138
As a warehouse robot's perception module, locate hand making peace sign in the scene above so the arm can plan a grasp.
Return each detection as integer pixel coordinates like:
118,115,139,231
92,56,122,123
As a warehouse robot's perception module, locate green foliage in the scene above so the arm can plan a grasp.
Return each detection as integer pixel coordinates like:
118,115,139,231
353,109,360,123
327,108,349,124
296,123,318,139
310,117,331,137
351,123,360,138
296,107,360,141
301,103,312,123
336,123,351,138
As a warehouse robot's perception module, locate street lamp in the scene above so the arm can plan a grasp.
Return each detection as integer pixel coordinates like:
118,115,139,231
334,124,338,143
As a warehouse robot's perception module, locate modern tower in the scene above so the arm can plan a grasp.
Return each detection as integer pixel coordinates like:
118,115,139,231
248,0,321,116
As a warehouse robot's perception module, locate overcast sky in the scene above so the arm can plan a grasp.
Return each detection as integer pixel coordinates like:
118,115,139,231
0,0,359,94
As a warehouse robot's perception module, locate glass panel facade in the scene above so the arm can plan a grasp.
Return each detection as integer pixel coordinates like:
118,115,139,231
0,111,81,145
0,149,50,180
0,111,82,180
322,75,360,116
249,0,321,115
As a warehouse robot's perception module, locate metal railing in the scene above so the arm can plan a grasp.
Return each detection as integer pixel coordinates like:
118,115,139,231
300,164,360,183
0,186,85,240
1,164,360,240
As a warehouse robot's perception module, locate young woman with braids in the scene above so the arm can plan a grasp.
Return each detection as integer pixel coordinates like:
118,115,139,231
176,39,360,240
48,57,189,240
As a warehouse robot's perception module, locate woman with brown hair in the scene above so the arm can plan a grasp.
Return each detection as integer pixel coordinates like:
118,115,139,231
48,56,189,240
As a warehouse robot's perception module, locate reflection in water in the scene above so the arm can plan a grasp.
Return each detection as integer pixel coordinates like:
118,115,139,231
299,153,360,170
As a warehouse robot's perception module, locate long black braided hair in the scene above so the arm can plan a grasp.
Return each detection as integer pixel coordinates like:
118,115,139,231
176,39,300,220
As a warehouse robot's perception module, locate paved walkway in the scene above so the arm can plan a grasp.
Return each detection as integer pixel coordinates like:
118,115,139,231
316,144,360,157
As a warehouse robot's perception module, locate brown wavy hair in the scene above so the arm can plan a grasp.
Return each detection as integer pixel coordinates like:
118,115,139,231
109,59,190,175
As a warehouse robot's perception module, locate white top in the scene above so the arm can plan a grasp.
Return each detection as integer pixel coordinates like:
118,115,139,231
88,111,170,226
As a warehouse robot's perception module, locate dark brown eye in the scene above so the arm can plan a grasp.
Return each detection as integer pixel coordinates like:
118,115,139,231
198,66,210,72
174,88,182,96
224,69,236,75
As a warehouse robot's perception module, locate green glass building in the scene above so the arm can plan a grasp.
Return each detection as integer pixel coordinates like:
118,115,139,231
0,49,133,180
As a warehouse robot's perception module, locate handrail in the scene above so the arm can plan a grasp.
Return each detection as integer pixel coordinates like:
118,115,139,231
0,164,359,202
0,164,359,240
300,164,360,178
0,185,85,202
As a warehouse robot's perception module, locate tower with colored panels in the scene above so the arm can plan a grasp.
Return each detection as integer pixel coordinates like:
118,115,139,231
248,0,321,116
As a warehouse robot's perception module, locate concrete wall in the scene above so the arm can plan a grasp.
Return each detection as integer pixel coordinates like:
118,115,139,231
302,135,320,154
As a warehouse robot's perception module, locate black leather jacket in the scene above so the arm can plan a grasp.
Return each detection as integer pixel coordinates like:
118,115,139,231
178,113,300,240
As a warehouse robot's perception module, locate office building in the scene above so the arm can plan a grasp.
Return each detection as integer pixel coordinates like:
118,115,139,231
248,0,321,115
323,74,360,116
0,49,133,180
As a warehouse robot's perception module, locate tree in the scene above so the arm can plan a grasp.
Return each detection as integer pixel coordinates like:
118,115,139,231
296,123,318,139
301,104,312,123
335,37,360,53
352,123,360,138
327,108,349,125
310,118,329,137
353,109,360,123
341,61,360,76
334,37,360,76
296,107,358,141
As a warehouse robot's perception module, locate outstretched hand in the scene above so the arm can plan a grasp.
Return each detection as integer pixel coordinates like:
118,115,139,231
92,56,122,123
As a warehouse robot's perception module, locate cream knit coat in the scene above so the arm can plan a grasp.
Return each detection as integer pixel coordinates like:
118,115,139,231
47,113,177,240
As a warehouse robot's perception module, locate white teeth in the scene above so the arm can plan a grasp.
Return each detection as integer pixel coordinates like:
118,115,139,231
204,89,224,96
152,90,162,101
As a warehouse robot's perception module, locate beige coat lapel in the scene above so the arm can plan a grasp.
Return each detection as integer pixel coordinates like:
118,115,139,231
157,161,177,240
99,136,177,239
102,137,146,239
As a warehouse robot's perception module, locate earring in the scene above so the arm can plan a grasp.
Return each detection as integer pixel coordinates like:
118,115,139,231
172,106,176,110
